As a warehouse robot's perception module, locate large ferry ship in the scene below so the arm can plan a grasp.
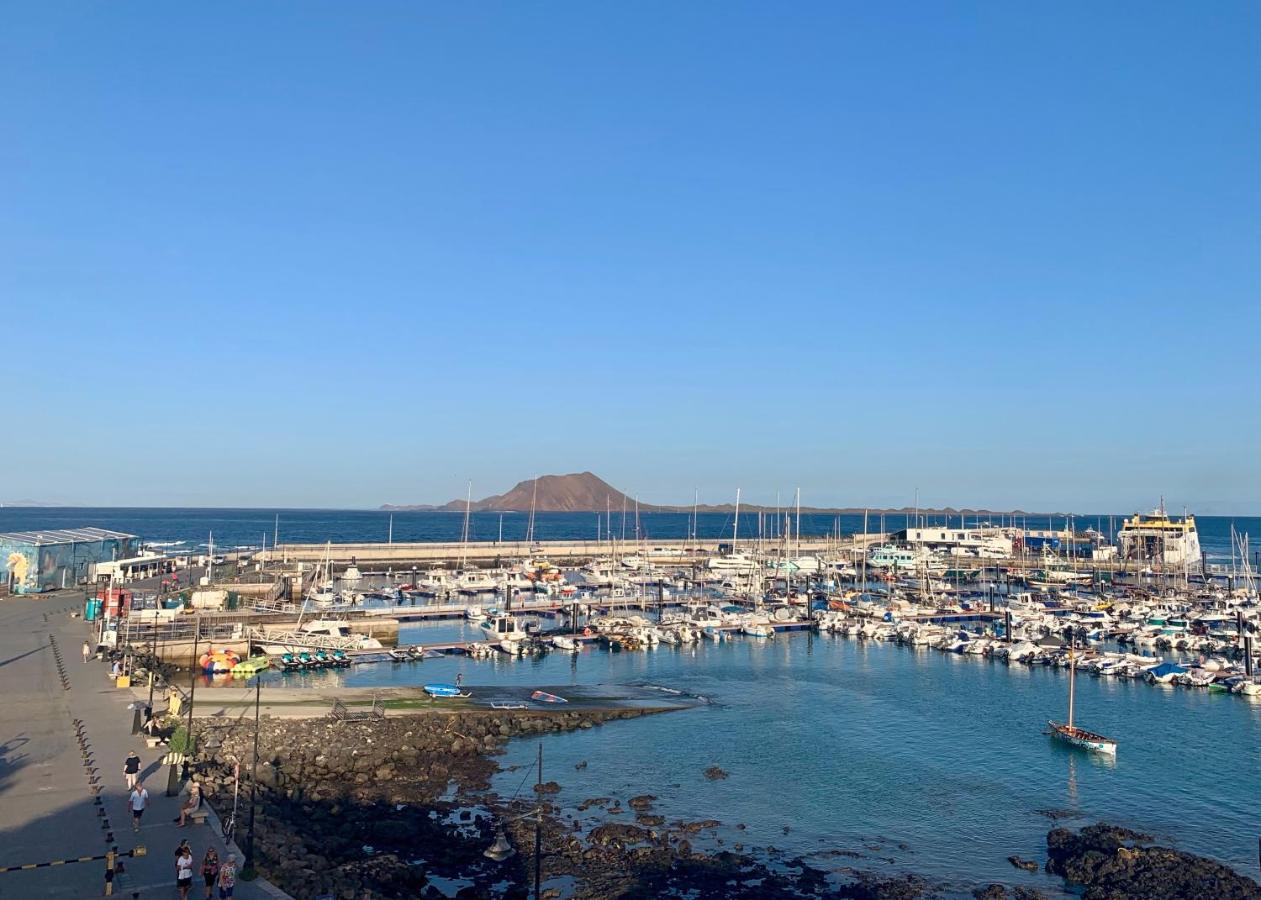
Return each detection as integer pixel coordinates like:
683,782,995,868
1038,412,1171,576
1117,501,1201,572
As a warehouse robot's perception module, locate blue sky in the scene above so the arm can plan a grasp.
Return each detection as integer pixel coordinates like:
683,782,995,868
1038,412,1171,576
2,3,1258,512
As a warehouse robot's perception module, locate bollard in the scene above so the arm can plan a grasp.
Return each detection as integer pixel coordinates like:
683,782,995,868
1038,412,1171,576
131,706,142,735
104,847,115,896
166,761,181,797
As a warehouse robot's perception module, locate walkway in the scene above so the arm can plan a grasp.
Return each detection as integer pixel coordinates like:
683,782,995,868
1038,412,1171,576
0,590,288,898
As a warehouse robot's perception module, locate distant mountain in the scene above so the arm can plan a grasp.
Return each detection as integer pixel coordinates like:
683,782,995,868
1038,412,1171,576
0,499,63,507
381,474,1041,517
384,472,651,513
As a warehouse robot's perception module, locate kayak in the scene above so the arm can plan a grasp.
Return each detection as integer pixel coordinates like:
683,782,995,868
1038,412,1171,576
530,690,568,704
424,683,468,698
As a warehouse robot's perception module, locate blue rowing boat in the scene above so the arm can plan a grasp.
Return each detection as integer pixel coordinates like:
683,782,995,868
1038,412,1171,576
424,683,467,698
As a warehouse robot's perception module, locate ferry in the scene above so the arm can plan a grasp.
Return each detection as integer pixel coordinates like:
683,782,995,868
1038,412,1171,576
1117,501,1201,572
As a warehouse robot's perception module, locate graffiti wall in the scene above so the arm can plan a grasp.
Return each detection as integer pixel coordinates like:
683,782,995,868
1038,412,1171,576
0,536,134,594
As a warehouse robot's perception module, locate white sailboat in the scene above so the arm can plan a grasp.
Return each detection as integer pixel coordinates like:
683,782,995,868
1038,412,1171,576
1047,633,1117,755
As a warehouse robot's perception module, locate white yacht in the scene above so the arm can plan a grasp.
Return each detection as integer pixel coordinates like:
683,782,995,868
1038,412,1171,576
706,552,759,574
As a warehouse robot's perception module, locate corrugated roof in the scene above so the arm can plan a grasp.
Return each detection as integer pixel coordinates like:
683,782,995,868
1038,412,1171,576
0,527,137,546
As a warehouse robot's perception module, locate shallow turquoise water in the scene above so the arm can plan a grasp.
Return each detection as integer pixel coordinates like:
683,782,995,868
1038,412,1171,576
277,628,1261,893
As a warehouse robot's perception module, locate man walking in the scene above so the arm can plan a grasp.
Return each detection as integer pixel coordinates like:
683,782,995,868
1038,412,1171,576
123,751,141,789
129,780,149,832
82,640,91,664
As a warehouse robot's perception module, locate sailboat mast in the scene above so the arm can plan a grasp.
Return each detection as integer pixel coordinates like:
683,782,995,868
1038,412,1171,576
732,489,741,549
460,481,472,568
1067,632,1076,729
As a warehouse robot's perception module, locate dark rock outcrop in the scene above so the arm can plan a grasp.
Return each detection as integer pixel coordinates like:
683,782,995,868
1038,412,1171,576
1045,824,1261,900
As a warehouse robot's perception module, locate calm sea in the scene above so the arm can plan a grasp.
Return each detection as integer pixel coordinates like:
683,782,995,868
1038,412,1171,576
2,507,1258,563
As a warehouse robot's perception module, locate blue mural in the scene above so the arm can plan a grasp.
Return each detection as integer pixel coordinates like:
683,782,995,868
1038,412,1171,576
0,529,135,593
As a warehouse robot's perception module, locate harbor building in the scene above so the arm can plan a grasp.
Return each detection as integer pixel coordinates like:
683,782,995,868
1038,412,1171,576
0,527,136,594
1117,504,1201,572
891,526,1012,558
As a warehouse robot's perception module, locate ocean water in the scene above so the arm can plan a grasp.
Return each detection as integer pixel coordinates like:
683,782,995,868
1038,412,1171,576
264,627,1261,894
2,507,1258,563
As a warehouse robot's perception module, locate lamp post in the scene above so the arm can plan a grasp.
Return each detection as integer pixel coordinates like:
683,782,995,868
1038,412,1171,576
243,672,261,878
183,616,200,781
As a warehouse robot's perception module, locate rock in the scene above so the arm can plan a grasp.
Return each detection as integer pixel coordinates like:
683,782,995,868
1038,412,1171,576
628,794,655,811
635,814,664,827
972,886,1007,899
677,819,722,834
703,766,728,780
1046,823,1261,900
1008,855,1039,872
588,823,653,848
533,781,561,795
574,760,587,770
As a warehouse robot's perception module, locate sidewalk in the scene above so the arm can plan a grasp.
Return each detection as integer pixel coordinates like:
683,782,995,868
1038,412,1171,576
0,591,288,898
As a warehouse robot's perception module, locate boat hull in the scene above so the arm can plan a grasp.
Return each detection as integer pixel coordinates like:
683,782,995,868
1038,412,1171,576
1048,721,1116,755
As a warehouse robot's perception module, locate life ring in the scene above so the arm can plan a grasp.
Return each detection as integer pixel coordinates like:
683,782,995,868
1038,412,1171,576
582,627,592,637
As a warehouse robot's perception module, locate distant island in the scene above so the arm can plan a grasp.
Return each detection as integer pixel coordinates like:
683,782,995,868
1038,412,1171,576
0,499,63,507
381,472,1040,517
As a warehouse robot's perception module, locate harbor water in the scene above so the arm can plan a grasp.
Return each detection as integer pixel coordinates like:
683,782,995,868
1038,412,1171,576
2,507,1259,564
266,623,1261,894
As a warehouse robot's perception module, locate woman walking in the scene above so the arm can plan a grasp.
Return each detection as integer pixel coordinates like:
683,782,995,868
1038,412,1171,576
216,853,236,899
200,847,220,900
175,843,194,899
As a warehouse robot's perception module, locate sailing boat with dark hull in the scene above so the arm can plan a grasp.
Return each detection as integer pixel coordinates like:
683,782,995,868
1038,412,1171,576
1047,630,1118,756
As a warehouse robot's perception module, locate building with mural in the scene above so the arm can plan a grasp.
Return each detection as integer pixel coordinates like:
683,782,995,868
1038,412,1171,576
0,527,137,594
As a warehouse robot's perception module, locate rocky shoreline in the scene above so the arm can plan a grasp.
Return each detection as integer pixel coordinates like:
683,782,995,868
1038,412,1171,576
191,710,1261,899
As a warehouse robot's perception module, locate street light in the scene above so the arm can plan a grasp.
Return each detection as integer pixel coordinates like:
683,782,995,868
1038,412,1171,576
242,671,261,878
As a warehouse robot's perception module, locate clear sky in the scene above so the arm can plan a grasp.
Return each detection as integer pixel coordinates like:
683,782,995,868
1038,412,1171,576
2,3,1258,512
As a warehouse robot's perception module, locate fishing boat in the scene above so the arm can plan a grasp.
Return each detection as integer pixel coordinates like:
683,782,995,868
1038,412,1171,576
530,690,567,704
1047,634,1117,755
424,683,469,698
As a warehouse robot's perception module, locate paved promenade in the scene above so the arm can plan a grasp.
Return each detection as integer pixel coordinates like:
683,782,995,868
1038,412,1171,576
0,591,287,898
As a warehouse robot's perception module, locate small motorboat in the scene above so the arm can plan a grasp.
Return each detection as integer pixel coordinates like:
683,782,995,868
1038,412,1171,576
530,690,568,704
421,649,446,660
424,683,470,698
741,622,774,639
551,635,579,653
389,649,411,662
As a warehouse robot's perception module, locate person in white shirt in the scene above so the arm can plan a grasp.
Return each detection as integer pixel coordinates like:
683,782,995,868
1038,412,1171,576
129,782,149,831
176,844,195,899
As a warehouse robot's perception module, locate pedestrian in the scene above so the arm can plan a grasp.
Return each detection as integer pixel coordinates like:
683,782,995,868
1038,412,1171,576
217,853,237,899
82,640,91,664
129,780,149,831
111,659,123,679
176,842,195,899
200,847,220,900
455,672,463,688
123,751,140,790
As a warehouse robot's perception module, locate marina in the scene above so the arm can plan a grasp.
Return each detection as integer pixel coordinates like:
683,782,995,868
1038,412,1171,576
5,505,1261,896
